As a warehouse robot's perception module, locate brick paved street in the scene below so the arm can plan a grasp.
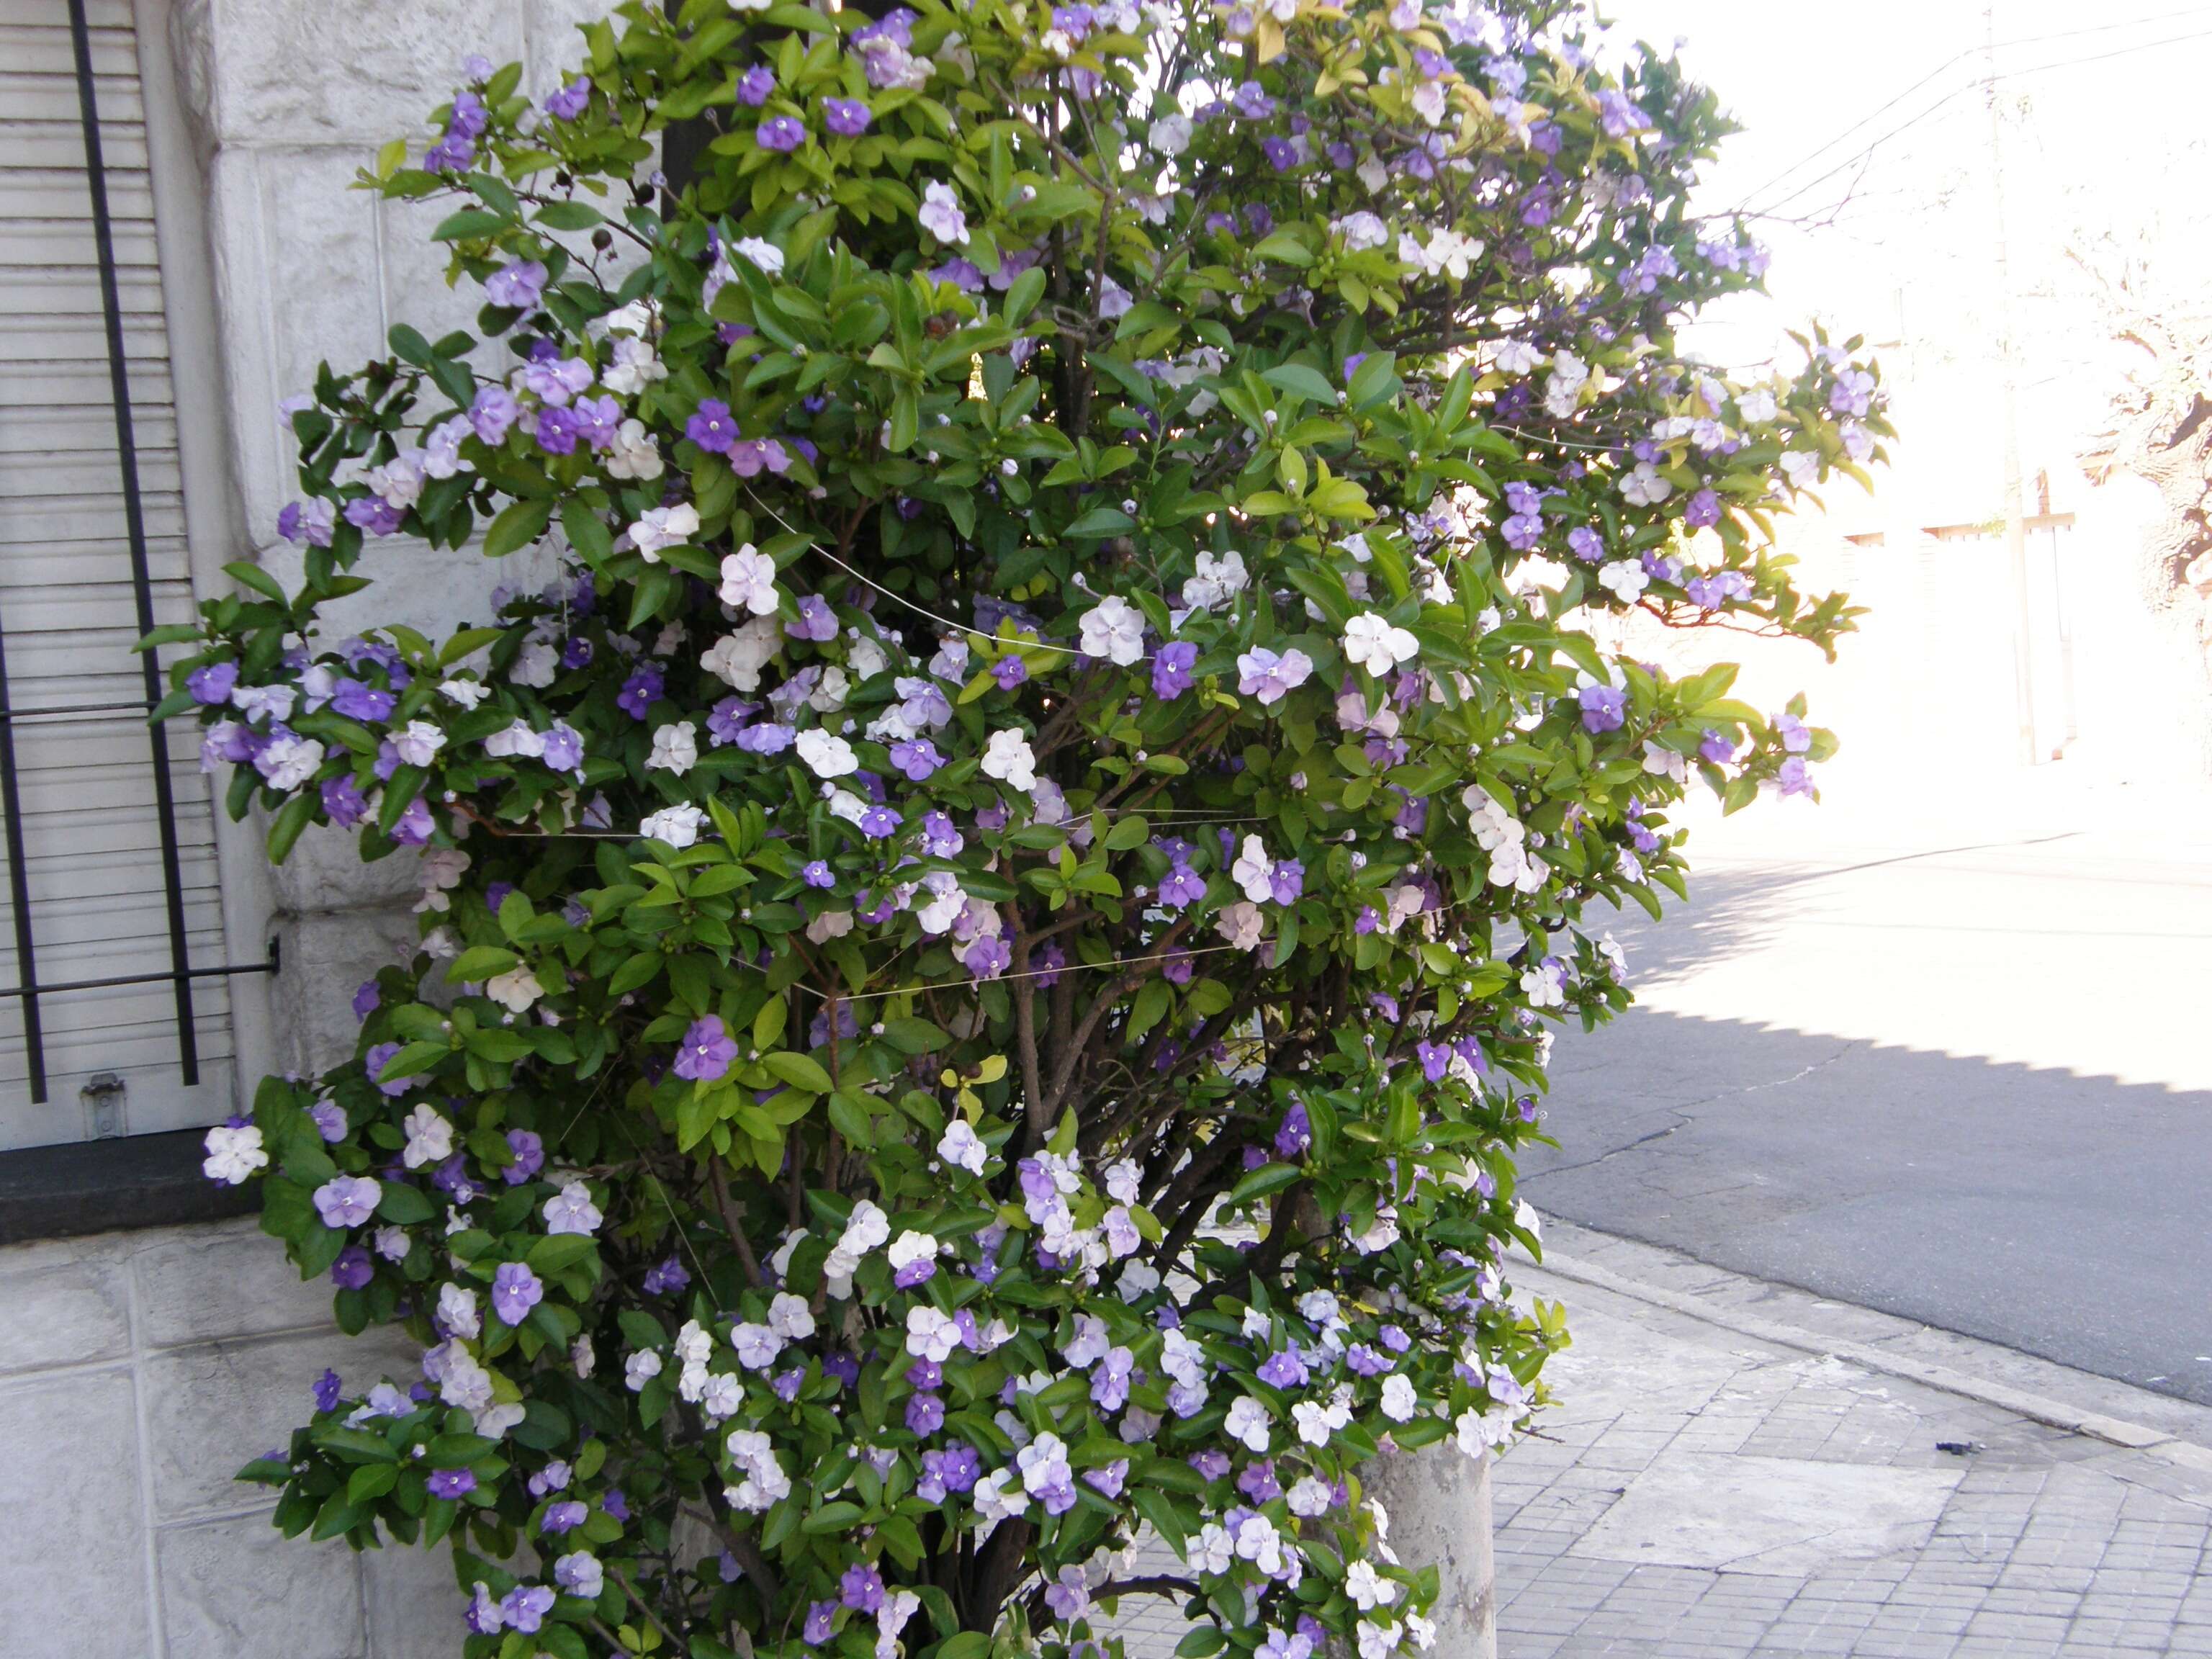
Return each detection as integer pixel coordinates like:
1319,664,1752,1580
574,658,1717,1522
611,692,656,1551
1107,1220,2212,1658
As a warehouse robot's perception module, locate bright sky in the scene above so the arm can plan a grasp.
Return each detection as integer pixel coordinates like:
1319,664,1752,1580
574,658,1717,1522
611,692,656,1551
1589,0,2212,511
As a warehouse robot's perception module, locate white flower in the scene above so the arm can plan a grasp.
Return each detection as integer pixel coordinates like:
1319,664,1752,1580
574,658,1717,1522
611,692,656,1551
436,1346,495,1413
603,418,665,481
1181,548,1249,611
483,721,547,760
1342,611,1421,676
402,1105,454,1169
647,721,698,775
544,1179,603,1236
624,1349,663,1390
485,966,544,1012
1380,1374,1417,1422
1619,462,1672,506
439,678,489,709
1336,210,1390,252
438,1284,482,1339
510,640,558,688
1194,1522,1235,1575
734,235,784,275
1233,1513,1285,1575
907,1305,962,1363
1737,387,1779,424
1597,559,1649,602
601,336,667,397
938,1118,989,1175
1346,1560,1401,1611
702,619,782,693
1150,112,1192,155
639,804,706,849
390,721,446,768
794,728,858,778
918,181,969,244
718,544,781,615
629,503,700,562
972,1467,1029,1527
1216,900,1265,952
1079,595,1146,665
1231,835,1274,904
1494,338,1542,374
1097,276,1133,319
1642,741,1688,783
201,1123,267,1185
732,1322,785,1370
981,728,1037,792
1287,1475,1335,1519
258,735,324,791
768,1291,816,1340
1225,1395,1272,1452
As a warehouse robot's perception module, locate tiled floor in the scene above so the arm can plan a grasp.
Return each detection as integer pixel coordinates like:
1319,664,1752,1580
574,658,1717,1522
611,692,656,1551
1109,1231,2212,1657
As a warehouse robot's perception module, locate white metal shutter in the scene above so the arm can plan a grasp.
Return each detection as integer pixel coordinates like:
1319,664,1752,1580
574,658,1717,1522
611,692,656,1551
0,0,240,1148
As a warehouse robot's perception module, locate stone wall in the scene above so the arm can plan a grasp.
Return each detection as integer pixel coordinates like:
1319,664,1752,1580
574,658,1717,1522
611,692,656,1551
0,6,608,1655
0,1218,457,1656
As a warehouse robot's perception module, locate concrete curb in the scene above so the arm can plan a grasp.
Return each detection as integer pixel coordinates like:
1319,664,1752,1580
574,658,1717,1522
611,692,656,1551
1525,1242,2206,1465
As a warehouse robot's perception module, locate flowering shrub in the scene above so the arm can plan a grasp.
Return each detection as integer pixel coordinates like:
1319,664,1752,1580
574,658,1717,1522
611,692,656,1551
162,0,1885,1655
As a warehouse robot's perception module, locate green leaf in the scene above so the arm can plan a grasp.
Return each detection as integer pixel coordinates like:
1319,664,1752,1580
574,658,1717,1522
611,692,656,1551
763,1051,832,1094
532,200,604,231
377,1182,436,1224
1226,1162,1303,1208
225,561,290,606
1261,363,1340,408
482,498,554,558
431,208,509,242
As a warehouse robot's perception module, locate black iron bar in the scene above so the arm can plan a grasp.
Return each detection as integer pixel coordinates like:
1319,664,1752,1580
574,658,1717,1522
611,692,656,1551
0,612,49,1103
67,0,200,1086
0,958,275,1005
0,698,156,724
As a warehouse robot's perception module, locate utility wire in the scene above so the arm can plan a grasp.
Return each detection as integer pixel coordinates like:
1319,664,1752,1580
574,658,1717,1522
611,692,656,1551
1748,26,2212,223
1735,6,2212,216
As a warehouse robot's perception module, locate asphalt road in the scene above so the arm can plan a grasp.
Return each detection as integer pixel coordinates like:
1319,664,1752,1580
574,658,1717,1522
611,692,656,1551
1519,781,2212,1405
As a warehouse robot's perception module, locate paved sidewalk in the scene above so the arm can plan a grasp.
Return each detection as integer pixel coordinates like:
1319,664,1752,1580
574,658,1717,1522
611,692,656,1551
1110,1219,2212,1658
1496,1222,2212,1657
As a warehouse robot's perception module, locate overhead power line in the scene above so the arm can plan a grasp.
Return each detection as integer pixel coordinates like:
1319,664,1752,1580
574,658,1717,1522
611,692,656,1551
1743,24,2212,223
1733,6,2212,216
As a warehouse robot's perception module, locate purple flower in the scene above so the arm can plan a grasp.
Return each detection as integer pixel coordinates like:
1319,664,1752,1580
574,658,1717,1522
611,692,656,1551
786,595,838,642
469,386,521,444
757,116,806,152
960,935,1010,979
991,655,1028,690
918,1442,981,1501
330,1246,372,1289
858,804,902,840
824,97,871,135
804,1601,837,1645
546,80,590,121
905,1390,945,1434
1152,639,1197,701
686,399,739,454
1156,860,1206,910
1779,755,1815,797
484,259,548,311
737,66,775,106
187,662,238,705
428,1467,476,1499
617,667,663,720
345,497,405,538
887,739,942,781
390,796,435,845
919,811,963,858
1775,713,1812,754
673,1015,739,1083
330,678,395,722
313,1368,343,1412
313,1174,381,1230
602,1487,630,1521
642,1255,691,1295
493,1262,545,1326
1274,1101,1310,1159
1578,683,1627,734
1256,1347,1309,1388
534,406,580,455
541,722,585,773
1084,1460,1128,1498
840,1563,886,1614
1699,728,1735,765
541,1501,588,1537
501,1586,555,1635
1267,860,1303,905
